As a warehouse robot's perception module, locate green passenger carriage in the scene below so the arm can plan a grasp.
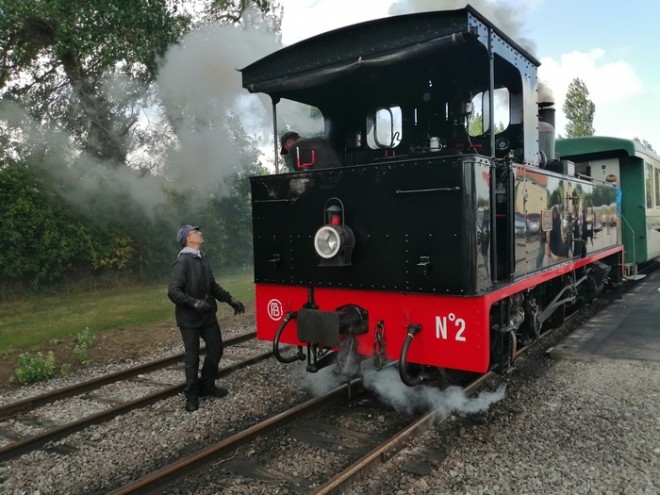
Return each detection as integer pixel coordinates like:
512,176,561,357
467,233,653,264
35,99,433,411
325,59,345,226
557,136,660,271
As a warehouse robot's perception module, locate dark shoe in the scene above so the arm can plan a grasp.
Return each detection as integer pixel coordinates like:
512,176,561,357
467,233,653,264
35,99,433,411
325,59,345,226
185,396,199,412
200,386,228,398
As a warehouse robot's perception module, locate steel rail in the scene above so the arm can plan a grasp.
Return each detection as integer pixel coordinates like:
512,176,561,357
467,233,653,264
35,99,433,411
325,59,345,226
308,372,494,494
105,265,654,494
106,378,364,495
307,292,621,495
0,349,271,463
306,273,651,495
0,332,256,421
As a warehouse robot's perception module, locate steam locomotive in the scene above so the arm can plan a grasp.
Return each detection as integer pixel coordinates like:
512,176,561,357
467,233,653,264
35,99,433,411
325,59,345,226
240,6,624,384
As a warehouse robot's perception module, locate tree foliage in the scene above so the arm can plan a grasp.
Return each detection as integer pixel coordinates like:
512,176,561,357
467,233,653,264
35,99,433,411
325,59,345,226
0,0,281,295
0,0,190,165
633,137,656,153
0,0,280,165
563,78,595,138
0,156,95,289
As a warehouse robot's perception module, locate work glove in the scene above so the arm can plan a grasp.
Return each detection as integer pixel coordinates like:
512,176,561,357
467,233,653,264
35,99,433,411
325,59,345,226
193,299,213,312
229,297,245,315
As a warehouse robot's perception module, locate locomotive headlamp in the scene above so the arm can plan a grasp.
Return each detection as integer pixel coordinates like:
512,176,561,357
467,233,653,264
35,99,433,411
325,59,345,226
314,225,342,259
314,199,355,266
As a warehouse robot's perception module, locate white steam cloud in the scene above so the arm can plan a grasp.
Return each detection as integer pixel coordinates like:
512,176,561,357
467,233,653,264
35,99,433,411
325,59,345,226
157,21,281,191
363,367,506,417
298,364,506,417
1,12,287,221
0,100,173,221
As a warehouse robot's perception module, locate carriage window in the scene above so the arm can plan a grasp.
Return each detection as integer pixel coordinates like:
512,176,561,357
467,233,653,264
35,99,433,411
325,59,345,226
468,89,510,137
367,106,402,149
655,166,660,208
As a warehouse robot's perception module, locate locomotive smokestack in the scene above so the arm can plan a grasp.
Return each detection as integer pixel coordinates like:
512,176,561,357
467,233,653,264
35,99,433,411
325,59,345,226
538,102,556,167
539,102,555,127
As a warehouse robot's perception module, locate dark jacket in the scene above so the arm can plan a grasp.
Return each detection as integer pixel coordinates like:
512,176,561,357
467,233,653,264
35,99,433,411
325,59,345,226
168,252,233,328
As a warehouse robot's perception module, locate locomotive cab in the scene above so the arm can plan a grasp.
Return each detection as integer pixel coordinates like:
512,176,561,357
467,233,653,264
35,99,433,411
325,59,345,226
242,7,541,171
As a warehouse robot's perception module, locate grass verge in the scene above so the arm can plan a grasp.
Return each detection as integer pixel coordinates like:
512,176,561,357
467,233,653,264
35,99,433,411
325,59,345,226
0,271,254,356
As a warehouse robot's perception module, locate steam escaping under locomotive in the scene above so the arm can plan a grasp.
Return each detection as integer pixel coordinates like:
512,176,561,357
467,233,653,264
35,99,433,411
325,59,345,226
241,5,624,385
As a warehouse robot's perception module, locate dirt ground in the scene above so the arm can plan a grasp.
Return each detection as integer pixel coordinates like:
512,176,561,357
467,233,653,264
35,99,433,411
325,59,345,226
0,320,185,392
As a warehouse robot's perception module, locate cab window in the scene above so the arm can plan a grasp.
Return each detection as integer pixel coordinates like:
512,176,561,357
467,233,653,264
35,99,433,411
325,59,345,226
367,106,402,149
468,88,510,137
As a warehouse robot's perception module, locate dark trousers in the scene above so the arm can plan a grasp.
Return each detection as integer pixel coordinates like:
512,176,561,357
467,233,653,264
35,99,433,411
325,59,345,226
179,321,224,398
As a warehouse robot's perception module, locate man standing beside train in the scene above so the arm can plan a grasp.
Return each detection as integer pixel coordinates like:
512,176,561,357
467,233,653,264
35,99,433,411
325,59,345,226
168,225,245,412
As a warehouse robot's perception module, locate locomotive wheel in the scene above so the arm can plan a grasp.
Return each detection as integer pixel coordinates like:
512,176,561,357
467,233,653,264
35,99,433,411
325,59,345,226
490,327,516,371
425,366,449,390
545,303,565,329
523,311,541,342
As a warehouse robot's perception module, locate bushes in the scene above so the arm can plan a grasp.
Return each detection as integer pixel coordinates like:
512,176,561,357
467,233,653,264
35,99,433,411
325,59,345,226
12,351,56,385
73,327,95,365
0,158,170,295
0,151,259,298
0,159,95,288
11,328,97,385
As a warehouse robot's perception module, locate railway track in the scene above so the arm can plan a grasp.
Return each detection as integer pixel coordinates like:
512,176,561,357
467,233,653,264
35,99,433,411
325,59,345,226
0,332,270,462
308,295,629,494
104,368,500,494
107,376,366,494
103,276,647,495
1,271,650,493
0,332,256,422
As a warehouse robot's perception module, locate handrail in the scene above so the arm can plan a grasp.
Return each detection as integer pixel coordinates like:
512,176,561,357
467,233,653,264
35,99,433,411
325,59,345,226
621,213,636,266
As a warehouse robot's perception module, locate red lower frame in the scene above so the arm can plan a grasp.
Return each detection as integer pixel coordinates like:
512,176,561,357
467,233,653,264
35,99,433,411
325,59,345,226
255,246,623,374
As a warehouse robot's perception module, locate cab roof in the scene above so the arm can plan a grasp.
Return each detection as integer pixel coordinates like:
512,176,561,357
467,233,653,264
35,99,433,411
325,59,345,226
240,5,540,107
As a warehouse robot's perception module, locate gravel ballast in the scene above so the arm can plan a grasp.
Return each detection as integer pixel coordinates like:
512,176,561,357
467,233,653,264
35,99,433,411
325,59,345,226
352,357,660,495
0,323,658,494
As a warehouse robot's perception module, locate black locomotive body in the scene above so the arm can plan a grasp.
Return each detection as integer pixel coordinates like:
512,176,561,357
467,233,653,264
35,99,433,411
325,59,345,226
252,155,492,295
242,6,624,380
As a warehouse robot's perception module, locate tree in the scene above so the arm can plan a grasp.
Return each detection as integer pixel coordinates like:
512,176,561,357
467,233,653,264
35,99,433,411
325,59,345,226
563,78,595,138
0,0,280,166
0,0,282,291
0,0,190,165
0,156,95,292
633,137,657,153
468,112,483,136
